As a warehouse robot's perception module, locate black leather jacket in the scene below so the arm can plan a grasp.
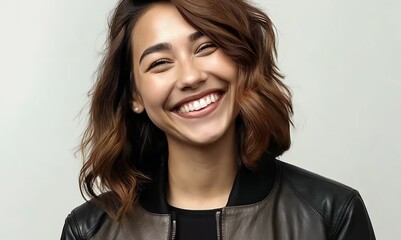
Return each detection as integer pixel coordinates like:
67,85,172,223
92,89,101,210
61,154,375,239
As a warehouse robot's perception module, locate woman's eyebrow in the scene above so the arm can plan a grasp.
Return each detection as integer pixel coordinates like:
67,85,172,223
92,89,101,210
189,31,204,42
139,43,172,64
139,32,204,64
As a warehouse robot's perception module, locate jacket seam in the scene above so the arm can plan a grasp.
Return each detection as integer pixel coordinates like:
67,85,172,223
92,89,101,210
284,176,329,226
329,191,359,239
281,163,356,224
82,217,102,239
70,211,84,240
280,161,330,227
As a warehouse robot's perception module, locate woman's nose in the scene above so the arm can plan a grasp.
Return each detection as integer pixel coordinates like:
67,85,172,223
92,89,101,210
176,60,207,90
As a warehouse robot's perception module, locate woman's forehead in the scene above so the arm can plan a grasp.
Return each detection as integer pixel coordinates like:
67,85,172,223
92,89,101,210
131,3,198,62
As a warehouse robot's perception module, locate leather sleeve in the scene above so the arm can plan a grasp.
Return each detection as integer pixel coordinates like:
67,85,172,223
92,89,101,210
60,213,83,240
60,200,108,240
332,192,376,240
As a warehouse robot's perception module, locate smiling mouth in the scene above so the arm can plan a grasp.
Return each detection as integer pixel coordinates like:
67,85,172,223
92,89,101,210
175,92,222,113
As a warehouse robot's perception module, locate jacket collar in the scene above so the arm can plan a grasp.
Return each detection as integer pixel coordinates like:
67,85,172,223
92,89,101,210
139,152,278,214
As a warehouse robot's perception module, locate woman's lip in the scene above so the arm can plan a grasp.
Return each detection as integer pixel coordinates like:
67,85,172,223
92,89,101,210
172,89,224,110
173,93,224,119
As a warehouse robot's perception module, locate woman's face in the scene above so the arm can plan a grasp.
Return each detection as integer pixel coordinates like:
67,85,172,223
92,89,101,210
131,3,239,147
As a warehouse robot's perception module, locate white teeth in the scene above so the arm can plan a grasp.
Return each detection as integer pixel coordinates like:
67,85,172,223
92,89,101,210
200,99,207,108
211,95,216,102
206,96,211,105
193,101,200,110
177,93,221,113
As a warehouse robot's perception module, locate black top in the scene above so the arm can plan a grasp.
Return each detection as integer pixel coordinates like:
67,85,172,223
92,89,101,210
169,205,221,240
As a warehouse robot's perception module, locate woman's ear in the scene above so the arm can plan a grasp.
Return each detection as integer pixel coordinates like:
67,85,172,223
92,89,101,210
131,77,144,113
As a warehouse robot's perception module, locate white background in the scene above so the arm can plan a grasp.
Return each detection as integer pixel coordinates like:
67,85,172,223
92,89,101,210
0,0,399,239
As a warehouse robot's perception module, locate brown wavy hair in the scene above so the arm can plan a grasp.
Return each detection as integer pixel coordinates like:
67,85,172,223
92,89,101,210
79,0,293,220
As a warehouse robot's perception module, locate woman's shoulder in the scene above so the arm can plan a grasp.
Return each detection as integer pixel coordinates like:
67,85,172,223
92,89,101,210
278,160,357,198
60,198,108,240
278,160,361,215
277,160,374,238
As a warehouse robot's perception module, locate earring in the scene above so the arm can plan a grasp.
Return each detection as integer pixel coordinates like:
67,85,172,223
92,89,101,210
132,100,143,113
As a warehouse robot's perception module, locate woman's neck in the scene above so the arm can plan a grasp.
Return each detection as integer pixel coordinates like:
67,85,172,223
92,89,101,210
166,126,238,210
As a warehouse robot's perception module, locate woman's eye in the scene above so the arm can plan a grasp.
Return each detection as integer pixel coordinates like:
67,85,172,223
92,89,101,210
147,59,170,71
196,43,217,54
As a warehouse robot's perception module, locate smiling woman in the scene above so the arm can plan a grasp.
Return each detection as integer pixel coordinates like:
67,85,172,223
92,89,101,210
61,0,375,239
131,4,239,149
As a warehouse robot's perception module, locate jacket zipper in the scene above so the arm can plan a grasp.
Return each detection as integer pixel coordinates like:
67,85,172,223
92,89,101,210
170,212,177,240
216,210,222,240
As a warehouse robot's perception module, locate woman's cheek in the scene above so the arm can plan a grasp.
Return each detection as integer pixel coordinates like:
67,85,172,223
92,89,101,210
141,80,172,110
